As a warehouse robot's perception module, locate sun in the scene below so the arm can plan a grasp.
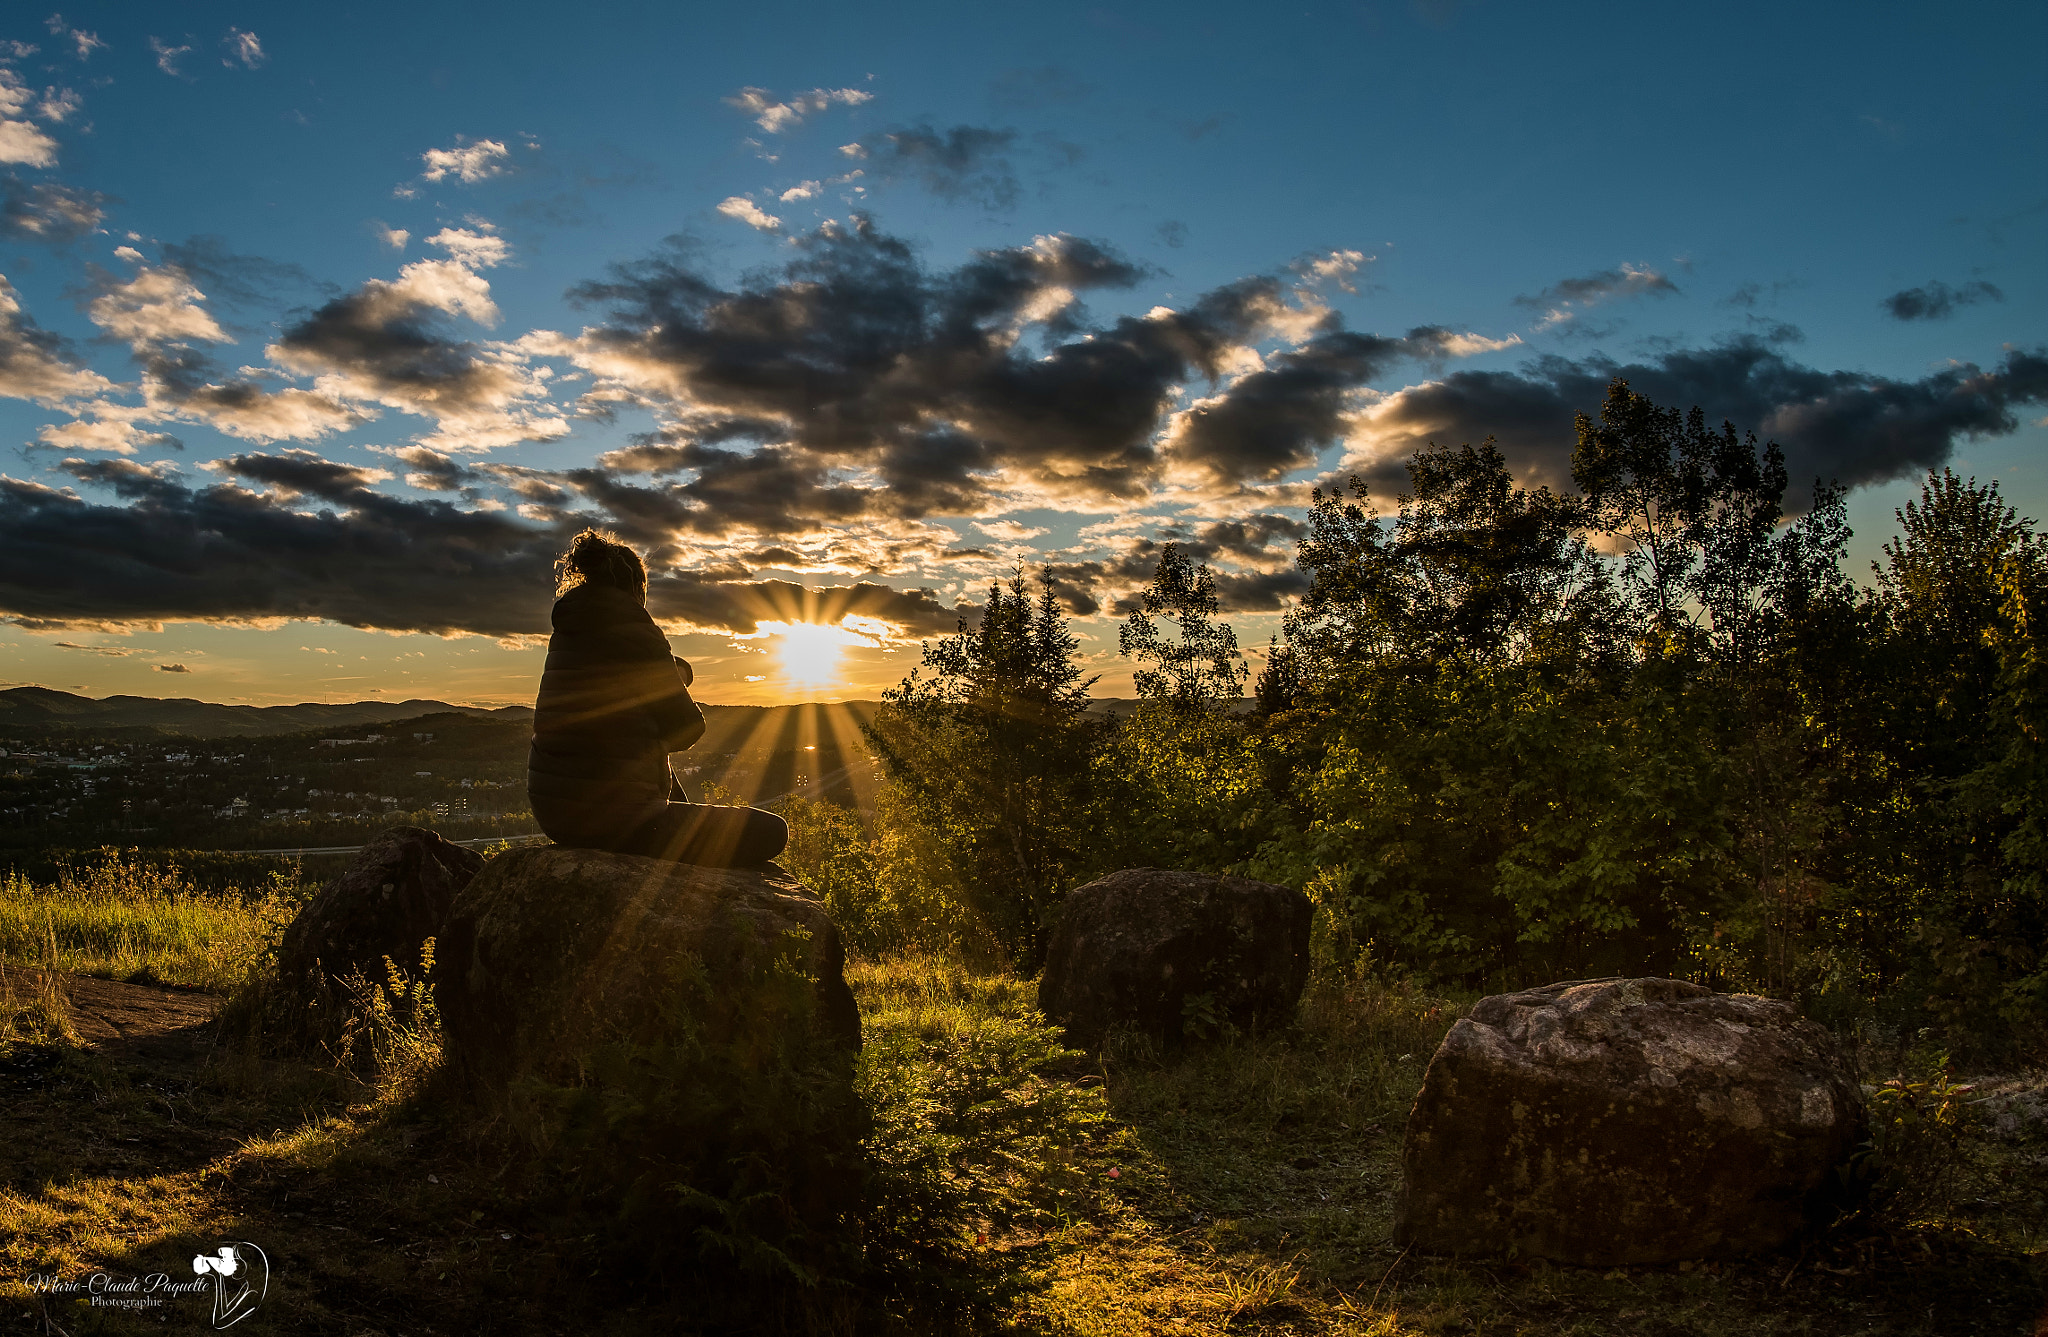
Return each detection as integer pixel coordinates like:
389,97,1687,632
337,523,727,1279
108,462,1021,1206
772,622,851,688
733,617,893,694
737,620,875,691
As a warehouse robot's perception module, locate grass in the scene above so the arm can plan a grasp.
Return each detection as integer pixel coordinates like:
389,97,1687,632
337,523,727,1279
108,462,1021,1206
0,853,296,991
0,863,2043,1334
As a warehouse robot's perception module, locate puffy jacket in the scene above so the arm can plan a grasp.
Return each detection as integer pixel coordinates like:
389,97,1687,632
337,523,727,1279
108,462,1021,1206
526,582,704,834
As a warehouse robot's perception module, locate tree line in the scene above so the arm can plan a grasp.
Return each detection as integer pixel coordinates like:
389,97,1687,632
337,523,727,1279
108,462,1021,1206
809,380,2046,1059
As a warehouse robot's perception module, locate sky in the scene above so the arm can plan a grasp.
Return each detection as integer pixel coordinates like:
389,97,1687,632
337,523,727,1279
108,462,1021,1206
0,0,2041,707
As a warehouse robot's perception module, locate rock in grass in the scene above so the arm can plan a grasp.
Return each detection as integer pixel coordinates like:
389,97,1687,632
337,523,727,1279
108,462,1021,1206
435,846,860,1087
434,847,866,1248
275,825,481,1006
1393,977,1863,1264
1038,868,1311,1049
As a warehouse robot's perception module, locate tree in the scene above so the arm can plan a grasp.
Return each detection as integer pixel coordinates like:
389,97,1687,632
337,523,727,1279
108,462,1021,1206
1571,379,1793,663
1252,637,1305,716
1118,544,1248,710
1286,440,1614,680
863,569,1097,967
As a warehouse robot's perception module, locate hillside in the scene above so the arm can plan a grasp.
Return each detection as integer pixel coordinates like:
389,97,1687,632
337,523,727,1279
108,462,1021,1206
0,687,531,739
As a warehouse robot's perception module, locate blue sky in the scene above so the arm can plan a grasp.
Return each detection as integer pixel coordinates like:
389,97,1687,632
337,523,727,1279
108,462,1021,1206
0,1,2041,704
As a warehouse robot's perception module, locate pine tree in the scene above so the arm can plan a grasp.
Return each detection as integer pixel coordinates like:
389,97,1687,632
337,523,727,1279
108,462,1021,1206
863,569,1097,967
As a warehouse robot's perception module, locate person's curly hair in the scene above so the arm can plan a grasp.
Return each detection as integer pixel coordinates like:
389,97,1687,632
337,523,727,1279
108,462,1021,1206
554,528,647,604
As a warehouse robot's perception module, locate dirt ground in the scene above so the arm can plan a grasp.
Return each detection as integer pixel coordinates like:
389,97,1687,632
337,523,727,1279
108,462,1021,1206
8,967,218,1065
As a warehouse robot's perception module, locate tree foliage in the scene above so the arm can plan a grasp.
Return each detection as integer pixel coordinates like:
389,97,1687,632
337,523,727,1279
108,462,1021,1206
860,380,2048,1061
1118,543,1248,710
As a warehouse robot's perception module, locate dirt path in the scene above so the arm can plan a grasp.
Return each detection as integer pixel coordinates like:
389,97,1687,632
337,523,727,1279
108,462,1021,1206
6,967,219,1066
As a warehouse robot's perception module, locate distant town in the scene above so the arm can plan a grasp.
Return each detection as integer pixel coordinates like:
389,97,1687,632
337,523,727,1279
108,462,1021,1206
0,697,880,872
0,712,540,854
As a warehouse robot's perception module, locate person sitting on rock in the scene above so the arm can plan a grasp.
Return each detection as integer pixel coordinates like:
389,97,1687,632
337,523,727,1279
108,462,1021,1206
527,528,789,867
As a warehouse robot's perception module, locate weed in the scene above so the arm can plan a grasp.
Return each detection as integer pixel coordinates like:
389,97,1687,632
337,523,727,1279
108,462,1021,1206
329,938,442,1103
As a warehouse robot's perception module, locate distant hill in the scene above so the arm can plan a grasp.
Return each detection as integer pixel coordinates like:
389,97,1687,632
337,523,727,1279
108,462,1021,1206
0,686,533,739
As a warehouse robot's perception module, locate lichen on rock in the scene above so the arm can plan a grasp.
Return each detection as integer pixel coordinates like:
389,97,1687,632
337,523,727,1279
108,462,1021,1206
1394,976,1864,1264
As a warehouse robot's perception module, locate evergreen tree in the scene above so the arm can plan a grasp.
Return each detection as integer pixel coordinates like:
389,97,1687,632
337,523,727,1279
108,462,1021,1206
863,569,1097,967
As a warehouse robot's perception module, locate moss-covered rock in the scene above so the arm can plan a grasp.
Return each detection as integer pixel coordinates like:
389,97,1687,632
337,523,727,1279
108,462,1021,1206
435,847,866,1280
436,847,858,1083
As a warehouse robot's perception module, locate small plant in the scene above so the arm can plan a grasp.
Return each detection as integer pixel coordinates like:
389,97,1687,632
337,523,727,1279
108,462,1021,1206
0,914,76,1052
1842,1048,1980,1224
330,938,442,1101
1218,1257,1302,1327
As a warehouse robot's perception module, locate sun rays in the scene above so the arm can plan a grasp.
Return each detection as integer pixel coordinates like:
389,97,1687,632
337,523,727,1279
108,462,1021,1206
738,617,891,693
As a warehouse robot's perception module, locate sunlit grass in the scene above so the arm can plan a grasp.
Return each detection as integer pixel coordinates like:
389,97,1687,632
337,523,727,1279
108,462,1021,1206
0,855,293,992
0,841,2039,1332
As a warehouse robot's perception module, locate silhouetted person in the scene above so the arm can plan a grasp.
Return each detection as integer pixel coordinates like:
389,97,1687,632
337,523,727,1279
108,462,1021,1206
527,529,788,867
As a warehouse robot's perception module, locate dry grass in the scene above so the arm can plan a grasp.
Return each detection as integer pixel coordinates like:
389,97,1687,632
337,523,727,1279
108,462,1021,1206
0,854,294,992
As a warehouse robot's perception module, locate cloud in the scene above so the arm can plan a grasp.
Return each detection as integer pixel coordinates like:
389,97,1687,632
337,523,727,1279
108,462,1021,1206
267,253,566,451
426,225,510,268
0,451,965,641
715,195,781,231
1158,220,1187,249
156,236,327,308
373,223,410,250
0,456,559,634
550,219,1307,516
0,175,106,241
55,256,364,446
0,69,59,166
974,519,1047,542
1293,248,1370,293
1880,280,2004,321
52,639,139,656
36,88,80,123
155,663,190,672
648,574,958,638
1338,340,2048,504
209,447,392,499
1515,263,1679,330
1035,513,1312,616
0,275,112,404
149,37,193,77
852,124,1019,209
87,263,231,349
222,28,265,69
44,16,104,61
778,180,822,202
541,223,1530,544
723,85,873,134
420,138,510,185
1164,325,1522,487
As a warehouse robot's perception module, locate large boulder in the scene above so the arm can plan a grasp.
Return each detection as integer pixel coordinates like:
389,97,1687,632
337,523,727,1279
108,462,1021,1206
1039,868,1311,1049
1394,977,1863,1264
433,847,866,1249
434,846,860,1088
275,825,481,1008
